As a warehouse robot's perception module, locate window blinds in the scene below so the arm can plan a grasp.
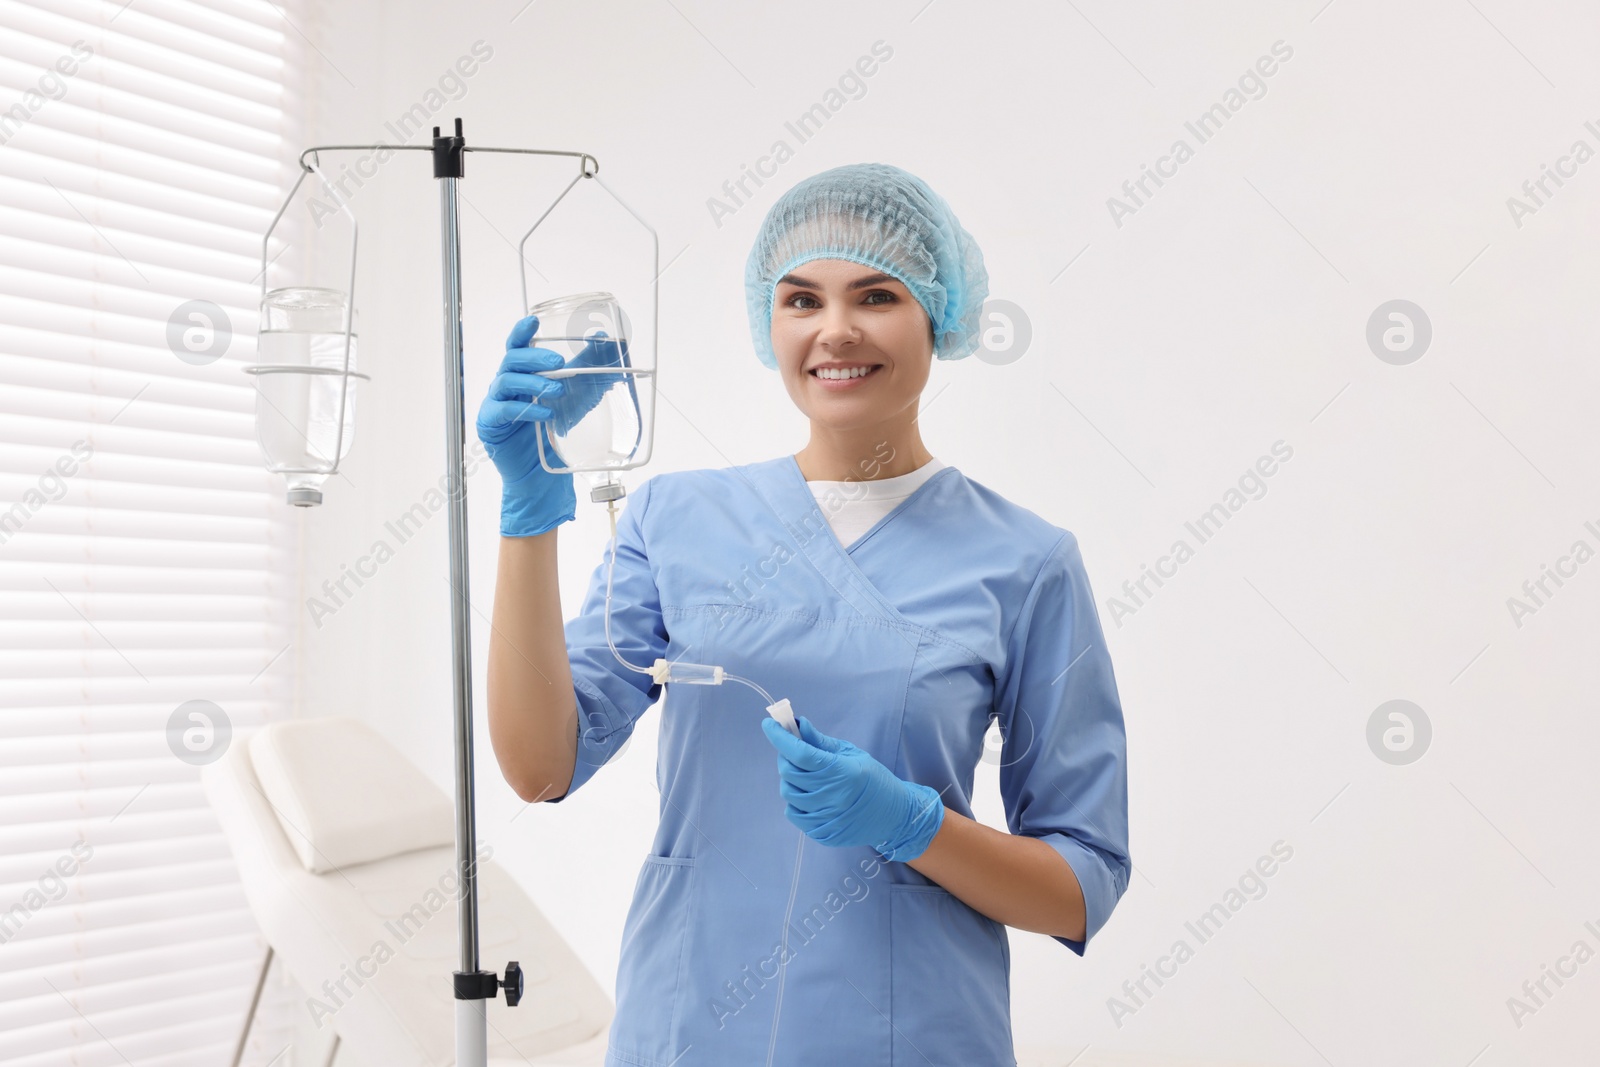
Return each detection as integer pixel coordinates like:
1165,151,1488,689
0,0,303,1062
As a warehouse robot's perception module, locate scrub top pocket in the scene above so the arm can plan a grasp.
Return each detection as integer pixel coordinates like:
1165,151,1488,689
609,854,696,1067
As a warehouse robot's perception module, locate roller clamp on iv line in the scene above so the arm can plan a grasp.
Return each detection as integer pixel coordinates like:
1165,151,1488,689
645,659,801,735
250,118,800,1066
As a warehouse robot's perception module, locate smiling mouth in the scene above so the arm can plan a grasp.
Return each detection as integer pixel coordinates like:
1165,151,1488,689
809,364,882,381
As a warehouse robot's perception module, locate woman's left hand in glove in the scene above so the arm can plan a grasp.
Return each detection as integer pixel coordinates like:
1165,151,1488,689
761,715,946,861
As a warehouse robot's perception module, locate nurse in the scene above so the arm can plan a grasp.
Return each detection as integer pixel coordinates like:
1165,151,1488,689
479,162,1131,1066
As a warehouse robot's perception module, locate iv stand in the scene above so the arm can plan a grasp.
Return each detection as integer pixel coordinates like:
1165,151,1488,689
432,120,504,1067
259,117,659,1067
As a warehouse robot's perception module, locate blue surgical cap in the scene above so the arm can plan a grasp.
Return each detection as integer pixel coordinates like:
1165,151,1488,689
744,162,989,370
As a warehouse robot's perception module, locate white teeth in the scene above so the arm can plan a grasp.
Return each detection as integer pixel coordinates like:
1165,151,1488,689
814,365,875,380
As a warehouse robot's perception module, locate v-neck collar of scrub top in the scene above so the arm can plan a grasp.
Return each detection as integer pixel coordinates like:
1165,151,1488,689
746,453,963,636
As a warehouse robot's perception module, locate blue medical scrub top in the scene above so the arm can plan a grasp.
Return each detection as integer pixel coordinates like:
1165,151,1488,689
554,456,1131,1067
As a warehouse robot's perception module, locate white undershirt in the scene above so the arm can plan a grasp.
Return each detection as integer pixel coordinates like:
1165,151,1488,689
805,457,946,550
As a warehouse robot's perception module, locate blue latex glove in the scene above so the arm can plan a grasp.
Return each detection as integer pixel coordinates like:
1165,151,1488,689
475,314,575,537
761,714,946,862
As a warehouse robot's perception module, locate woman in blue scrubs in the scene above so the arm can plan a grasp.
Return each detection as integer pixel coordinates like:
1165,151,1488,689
480,163,1131,1066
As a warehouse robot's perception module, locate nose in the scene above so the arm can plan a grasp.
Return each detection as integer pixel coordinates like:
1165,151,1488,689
816,301,861,350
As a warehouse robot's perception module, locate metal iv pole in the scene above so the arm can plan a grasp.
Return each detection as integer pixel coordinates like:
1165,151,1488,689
431,118,504,1067
257,116,659,1067
431,117,660,1066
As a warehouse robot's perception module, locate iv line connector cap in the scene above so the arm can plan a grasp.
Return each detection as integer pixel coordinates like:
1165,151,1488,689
286,487,323,507
590,481,626,504
766,698,800,736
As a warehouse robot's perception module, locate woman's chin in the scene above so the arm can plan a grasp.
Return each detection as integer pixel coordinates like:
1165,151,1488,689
801,404,890,434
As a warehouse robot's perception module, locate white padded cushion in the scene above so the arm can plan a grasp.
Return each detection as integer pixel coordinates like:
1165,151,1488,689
248,717,454,873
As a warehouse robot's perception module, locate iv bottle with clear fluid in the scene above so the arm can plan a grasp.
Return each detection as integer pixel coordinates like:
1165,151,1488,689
526,291,654,501
249,287,366,506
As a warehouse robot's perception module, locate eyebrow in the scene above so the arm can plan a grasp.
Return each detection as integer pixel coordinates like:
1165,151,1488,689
777,271,897,292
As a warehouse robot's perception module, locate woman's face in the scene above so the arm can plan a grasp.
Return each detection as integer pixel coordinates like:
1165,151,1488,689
770,258,933,431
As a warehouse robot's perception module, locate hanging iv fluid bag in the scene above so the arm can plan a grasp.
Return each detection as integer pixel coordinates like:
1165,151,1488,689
247,286,368,506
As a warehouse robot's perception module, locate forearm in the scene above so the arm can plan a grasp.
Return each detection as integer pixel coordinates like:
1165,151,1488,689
485,530,579,803
906,807,1086,940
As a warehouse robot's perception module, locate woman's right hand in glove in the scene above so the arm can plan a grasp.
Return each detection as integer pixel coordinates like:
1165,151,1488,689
475,314,576,537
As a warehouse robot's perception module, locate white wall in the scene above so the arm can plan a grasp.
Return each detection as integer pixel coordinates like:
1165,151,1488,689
289,2,1600,1063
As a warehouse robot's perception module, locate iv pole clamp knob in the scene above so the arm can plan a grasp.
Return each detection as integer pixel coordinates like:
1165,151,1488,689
500,961,524,1007
448,966,521,1004
448,962,522,1006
